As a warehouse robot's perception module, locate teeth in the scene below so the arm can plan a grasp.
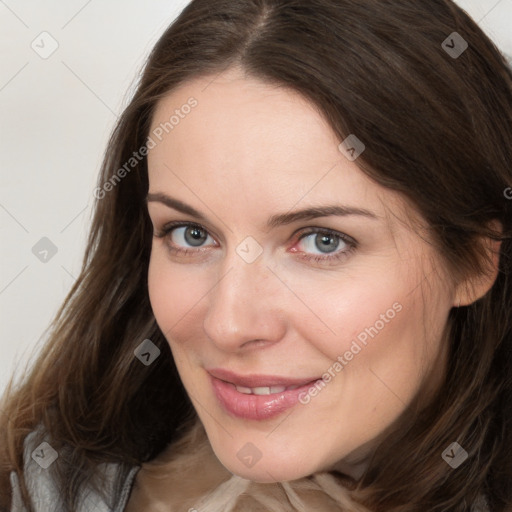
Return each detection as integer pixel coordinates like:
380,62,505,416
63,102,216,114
253,386,271,395
235,386,253,394
234,385,290,395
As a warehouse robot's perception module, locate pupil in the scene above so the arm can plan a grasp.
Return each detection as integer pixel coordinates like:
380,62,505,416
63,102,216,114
185,227,207,246
316,234,339,253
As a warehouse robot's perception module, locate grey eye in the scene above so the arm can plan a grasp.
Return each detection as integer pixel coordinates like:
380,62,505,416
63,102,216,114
171,226,213,248
299,232,347,255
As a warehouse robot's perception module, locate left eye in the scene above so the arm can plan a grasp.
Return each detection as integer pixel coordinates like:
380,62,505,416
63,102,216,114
296,230,348,255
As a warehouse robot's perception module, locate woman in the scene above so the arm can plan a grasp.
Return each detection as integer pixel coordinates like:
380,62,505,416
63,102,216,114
1,0,511,510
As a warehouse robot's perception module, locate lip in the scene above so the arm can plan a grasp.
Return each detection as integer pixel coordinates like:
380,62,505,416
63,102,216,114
207,368,320,388
207,368,321,421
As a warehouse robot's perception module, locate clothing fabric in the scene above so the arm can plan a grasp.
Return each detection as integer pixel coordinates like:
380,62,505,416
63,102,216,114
9,426,140,512
9,426,491,512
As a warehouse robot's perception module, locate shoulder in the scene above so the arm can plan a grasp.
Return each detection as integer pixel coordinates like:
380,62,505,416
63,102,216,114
9,424,140,512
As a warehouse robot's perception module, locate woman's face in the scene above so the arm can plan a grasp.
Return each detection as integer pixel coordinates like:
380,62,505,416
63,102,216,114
146,67,454,483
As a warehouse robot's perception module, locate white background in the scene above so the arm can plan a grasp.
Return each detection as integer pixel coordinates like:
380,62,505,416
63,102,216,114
1,0,511,392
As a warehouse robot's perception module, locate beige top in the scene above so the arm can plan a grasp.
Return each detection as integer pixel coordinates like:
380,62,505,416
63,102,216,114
124,430,237,512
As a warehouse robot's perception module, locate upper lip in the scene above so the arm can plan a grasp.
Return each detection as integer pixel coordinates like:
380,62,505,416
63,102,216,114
207,368,320,388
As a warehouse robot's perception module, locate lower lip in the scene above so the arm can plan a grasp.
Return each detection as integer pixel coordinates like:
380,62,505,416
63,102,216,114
210,375,320,421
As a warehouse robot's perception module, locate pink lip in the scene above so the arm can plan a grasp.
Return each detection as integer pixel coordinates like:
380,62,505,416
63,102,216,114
207,368,319,388
207,368,321,421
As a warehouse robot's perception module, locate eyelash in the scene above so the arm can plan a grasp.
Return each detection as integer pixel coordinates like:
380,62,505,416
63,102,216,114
154,221,357,264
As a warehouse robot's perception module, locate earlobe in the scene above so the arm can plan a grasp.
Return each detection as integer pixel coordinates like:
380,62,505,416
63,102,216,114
454,220,502,307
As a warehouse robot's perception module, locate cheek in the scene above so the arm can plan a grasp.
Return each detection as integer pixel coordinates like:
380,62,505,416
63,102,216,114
147,250,207,336
147,251,171,325
290,263,408,361
337,283,448,414
293,261,445,395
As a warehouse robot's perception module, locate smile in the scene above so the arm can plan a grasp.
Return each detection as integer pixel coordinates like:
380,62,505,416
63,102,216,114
207,368,321,420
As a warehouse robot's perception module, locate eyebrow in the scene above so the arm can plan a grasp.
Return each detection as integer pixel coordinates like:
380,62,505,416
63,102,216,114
146,192,380,229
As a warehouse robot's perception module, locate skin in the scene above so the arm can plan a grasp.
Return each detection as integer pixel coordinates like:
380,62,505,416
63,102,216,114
146,67,497,483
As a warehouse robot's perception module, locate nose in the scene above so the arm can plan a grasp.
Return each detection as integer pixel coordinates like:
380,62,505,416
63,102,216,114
202,251,288,352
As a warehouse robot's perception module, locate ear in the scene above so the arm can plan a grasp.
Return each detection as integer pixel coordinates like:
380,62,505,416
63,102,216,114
454,220,502,307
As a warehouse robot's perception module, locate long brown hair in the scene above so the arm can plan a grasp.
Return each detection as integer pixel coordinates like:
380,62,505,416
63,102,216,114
1,0,511,510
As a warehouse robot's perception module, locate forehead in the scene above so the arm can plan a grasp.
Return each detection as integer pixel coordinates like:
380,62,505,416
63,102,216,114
149,69,339,170
147,69,416,232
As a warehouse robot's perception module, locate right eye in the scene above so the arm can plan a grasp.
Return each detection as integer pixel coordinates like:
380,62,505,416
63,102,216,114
155,222,218,255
